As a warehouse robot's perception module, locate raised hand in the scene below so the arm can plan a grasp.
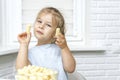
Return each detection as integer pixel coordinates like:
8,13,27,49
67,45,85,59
55,28,68,49
17,32,31,45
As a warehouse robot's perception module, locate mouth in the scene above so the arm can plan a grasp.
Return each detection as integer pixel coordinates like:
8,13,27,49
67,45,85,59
36,30,44,35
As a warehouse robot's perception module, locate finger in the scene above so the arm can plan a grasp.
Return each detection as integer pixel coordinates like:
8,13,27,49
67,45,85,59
58,33,65,39
17,33,26,42
18,32,26,38
55,41,59,45
55,40,62,44
56,38,64,44
55,35,64,41
26,32,31,40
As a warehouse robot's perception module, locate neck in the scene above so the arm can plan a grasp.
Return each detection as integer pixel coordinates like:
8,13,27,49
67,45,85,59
36,40,51,46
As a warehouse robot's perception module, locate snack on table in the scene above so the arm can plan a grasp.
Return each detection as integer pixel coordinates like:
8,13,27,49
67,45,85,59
15,65,58,80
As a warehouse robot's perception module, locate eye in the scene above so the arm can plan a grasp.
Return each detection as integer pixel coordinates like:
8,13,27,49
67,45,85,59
37,20,42,23
46,24,51,27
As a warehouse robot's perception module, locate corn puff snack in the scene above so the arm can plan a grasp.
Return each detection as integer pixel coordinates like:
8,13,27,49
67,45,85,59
55,28,60,36
15,65,58,80
26,24,31,33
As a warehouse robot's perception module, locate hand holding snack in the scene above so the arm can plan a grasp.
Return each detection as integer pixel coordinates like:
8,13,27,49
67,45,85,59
55,28,67,49
17,24,31,45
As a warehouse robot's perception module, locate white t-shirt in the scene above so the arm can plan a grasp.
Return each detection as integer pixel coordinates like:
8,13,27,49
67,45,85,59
28,44,68,80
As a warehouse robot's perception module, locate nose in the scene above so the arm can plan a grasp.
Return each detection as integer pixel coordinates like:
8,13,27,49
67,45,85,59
39,23,45,29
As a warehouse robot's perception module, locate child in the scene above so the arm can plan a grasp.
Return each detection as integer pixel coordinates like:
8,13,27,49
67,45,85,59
16,7,76,80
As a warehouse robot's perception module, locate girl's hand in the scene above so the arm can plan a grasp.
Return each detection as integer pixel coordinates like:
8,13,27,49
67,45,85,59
55,33,68,49
17,32,31,45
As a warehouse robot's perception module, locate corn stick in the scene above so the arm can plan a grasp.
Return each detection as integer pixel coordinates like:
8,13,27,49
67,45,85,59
55,28,60,36
26,24,31,33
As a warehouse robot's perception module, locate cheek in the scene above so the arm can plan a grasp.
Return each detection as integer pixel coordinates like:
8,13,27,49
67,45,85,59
45,30,55,37
33,27,37,35
51,31,56,38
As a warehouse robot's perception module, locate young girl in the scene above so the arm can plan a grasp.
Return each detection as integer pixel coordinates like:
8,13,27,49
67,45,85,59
16,7,76,80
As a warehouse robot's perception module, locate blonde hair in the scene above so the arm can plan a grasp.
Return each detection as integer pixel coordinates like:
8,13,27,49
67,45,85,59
36,7,65,35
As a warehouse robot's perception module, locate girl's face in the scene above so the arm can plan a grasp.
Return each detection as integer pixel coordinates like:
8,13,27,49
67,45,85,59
34,13,56,43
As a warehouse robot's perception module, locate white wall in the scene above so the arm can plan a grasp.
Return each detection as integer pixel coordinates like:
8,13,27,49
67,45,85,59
74,0,120,80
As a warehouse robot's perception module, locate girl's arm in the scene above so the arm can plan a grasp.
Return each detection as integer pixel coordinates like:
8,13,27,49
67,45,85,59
55,33,76,73
61,46,76,73
16,32,31,70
